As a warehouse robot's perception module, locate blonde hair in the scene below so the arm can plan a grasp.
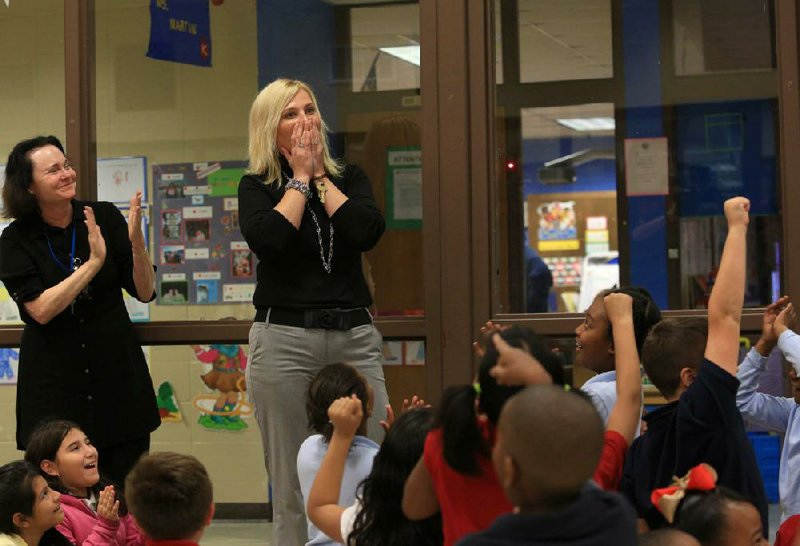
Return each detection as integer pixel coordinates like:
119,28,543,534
247,78,342,185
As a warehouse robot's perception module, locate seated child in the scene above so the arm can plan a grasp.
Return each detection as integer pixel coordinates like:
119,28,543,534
490,291,644,491
297,363,377,546
24,420,143,545
456,385,638,545
651,464,767,546
125,452,214,546
774,514,800,546
403,326,564,546
620,197,769,535
736,300,800,523
306,397,441,545
0,461,71,546
577,287,661,427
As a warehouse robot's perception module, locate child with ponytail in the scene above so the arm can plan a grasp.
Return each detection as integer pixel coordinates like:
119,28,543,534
402,326,563,546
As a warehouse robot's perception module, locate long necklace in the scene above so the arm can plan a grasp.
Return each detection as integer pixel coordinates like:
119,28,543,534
308,205,333,274
283,173,333,273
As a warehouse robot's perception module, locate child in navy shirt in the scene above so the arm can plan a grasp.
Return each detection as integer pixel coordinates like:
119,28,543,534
621,197,769,535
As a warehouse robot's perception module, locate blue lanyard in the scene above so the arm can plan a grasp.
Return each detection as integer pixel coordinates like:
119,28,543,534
45,222,77,275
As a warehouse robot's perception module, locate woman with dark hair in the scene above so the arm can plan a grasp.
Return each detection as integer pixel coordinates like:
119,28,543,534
0,136,159,487
402,326,564,546
307,400,441,546
240,78,388,545
0,460,72,546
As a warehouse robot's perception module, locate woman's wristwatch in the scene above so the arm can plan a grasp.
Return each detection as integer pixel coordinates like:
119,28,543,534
286,178,312,200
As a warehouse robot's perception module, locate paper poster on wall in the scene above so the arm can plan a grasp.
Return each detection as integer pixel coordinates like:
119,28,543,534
386,147,422,229
160,273,189,304
152,161,253,305
382,341,403,366
223,283,255,303
0,223,20,324
0,348,19,385
624,137,669,196
193,272,221,304
536,201,579,252
123,290,151,322
97,157,147,203
405,341,426,366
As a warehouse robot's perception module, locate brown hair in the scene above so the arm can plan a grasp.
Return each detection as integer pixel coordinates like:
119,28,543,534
642,317,708,398
125,452,212,541
2,135,65,219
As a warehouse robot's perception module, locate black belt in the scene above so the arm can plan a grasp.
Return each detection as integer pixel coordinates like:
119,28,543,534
254,307,372,331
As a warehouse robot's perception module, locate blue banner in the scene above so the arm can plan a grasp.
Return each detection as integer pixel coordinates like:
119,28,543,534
147,0,211,67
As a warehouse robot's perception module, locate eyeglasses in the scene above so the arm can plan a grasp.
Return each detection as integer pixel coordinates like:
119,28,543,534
42,161,74,176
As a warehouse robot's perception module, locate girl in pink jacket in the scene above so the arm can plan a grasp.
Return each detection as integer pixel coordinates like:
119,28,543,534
24,420,144,546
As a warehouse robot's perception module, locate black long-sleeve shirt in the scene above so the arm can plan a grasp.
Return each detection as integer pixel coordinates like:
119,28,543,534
238,162,385,310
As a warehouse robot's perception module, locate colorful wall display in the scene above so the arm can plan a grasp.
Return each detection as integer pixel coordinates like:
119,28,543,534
152,161,256,305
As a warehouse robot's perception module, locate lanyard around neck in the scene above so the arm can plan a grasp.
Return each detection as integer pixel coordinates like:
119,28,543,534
45,222,77,275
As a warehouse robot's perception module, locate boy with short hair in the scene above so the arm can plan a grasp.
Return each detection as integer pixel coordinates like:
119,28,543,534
125,452,214,546
621,197,769,535
456,385,637,545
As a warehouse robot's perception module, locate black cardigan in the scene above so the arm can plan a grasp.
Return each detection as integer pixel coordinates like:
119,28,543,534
238,162,385,311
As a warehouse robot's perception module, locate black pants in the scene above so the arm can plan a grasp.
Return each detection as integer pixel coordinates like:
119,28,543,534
98,435,150,488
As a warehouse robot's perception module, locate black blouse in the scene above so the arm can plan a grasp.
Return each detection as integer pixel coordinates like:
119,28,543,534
0,200,160,449
238,162,385,311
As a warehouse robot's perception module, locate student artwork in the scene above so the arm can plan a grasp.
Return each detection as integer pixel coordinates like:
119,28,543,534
185,218,210,242
160,279,189,304
537,200,579,252
405,341,426,366
156,381,183,423
161,210,182,240
231,248,254,278
0,348,19,385
191,344,252,431
194,277,220,304
382,341,403,365
161,245,185,265
0,283,21,324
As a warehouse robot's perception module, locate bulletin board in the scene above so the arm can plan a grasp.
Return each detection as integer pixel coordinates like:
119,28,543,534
527,191,618,312
151,161,256,305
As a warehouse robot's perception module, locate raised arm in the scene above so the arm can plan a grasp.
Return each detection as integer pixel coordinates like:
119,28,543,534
705,197,750,375
23,206,105,325
127,191,156,302
402,455,440,520
604,293,642,445
306,395,363,544
736,298,793,432
488,333,553,386
776,303,800,374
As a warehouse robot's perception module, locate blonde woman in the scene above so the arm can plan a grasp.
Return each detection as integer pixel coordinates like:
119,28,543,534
239,78,388,546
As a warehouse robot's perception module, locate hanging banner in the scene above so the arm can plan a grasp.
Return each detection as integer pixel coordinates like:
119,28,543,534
147,0,212,67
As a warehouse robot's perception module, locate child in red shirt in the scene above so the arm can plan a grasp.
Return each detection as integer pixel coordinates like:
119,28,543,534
402,326,564,546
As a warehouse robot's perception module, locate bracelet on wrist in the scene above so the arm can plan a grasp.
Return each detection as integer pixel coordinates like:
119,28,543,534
133,247,148,257
286,178,312,200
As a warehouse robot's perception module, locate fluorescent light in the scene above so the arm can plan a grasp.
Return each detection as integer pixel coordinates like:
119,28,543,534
556,117,615,132
379,46,420,67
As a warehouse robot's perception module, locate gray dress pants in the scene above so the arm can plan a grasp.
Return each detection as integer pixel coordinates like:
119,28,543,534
247,316,388,546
